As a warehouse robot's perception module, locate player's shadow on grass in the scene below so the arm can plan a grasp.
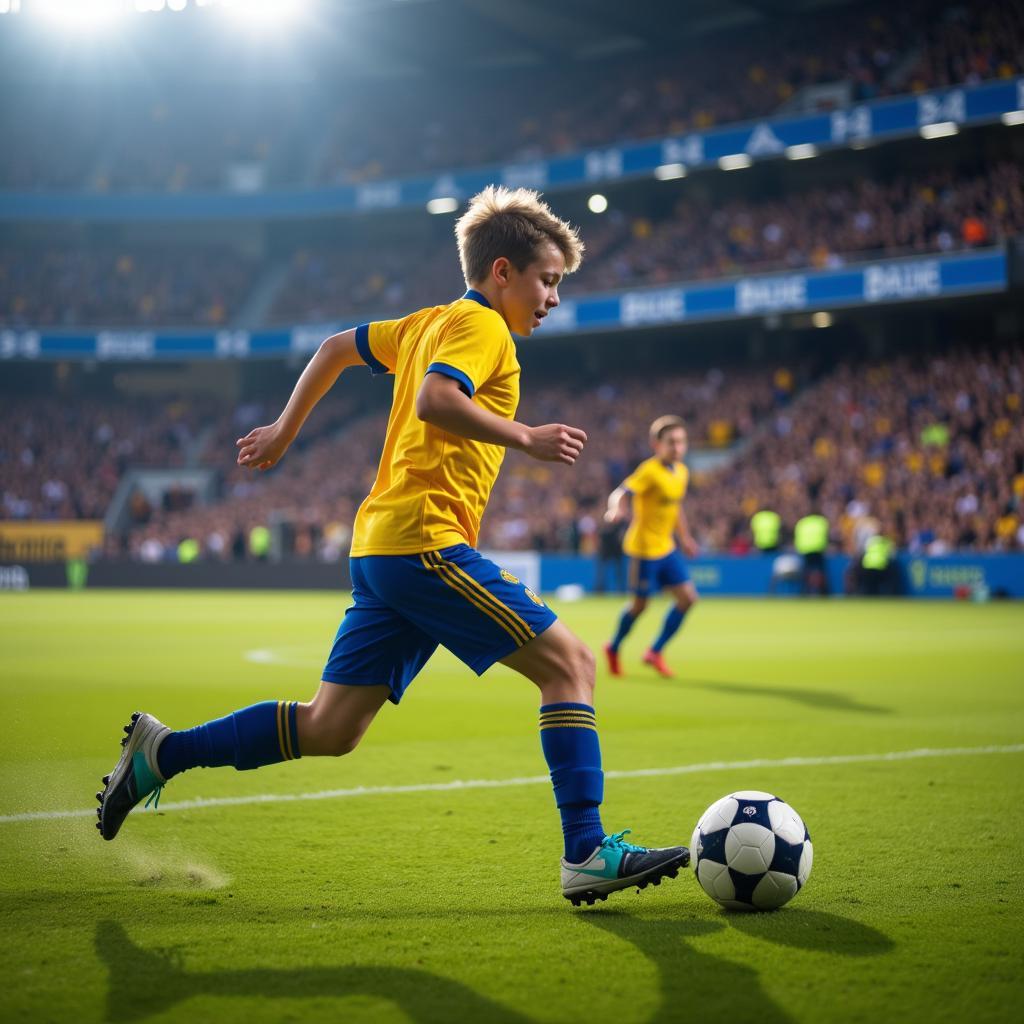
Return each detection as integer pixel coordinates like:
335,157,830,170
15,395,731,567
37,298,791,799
691,680,890,714
583,907,892,1024
584,912,793,1024
95,919,532,1024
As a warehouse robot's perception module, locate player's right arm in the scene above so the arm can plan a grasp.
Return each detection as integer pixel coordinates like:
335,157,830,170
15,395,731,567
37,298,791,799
416,373,586,464
236,328,362,470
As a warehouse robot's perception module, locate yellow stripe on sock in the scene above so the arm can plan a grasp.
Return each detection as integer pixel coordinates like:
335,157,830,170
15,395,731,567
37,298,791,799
539,722,598,731
538,714,597,725
282,702,294,761
424,551,532,646
276,701,289,760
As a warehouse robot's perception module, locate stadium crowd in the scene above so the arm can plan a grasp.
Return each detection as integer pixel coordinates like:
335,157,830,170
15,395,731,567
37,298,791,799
690,347,1024,557
0,397,204,521
96,348,1024,565
5,343,1021,560
2,0,1019,194
6,162,1019,330
0,246,257,328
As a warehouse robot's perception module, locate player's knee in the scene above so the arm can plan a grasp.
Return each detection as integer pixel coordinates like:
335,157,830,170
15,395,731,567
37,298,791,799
570,641,596,698
631,597,648,615
325,731,362,757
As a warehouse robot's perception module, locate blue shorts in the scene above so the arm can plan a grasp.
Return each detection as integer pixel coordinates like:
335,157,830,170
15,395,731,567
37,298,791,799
629,550,690,597
323,544,557,704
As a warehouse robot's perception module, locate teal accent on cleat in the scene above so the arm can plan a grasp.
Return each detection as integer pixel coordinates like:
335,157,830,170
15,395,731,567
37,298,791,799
97,712,170,841
561,828,690,906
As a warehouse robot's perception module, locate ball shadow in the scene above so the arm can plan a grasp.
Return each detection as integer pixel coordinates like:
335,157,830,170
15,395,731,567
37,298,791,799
723,905,894,955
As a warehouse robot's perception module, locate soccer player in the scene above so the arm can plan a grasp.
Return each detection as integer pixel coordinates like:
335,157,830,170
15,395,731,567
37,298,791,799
603,416,699,679
96,187,689,907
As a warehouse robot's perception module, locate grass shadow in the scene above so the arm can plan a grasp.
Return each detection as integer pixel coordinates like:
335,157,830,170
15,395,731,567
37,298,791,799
690,680,890,714
724,906,894,955
96,919,533,1024
583,912,793,1024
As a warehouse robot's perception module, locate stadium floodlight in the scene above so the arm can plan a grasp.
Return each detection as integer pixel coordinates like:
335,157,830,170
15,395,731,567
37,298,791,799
718,154,752,171
919,121,959,139
218,0,304,25
587,194,608,213
36,0,124,26
812,311,832,329
426,197,459,215
785,144,818,160
654,163,687,181
1002,110,1024,126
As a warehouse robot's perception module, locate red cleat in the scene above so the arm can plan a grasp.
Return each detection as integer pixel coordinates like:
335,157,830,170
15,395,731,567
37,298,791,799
642,649,674,679
603,644,623,677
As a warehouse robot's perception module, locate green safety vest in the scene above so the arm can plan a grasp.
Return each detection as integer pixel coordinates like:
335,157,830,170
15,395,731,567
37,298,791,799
249,525,271,556
177,538,200,564
862,535,893,571
794,515,829,554
750,510,781,549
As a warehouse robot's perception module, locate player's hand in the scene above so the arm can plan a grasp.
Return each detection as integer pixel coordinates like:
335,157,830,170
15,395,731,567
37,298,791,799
236,422,290,471
604,507,624,524
523,423,587,464
682,536,700,557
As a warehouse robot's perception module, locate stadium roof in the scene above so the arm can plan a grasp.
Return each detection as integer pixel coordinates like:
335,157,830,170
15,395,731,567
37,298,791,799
0,0,864,82
335,0,862,75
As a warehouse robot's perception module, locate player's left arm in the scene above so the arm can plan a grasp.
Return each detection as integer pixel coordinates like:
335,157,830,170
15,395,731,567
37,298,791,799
236,328,362,471
605,485,631,523
676,504,699,557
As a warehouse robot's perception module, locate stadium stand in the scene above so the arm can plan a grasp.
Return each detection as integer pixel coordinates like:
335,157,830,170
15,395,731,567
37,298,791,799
2,0,1020,193
4,163,1020,329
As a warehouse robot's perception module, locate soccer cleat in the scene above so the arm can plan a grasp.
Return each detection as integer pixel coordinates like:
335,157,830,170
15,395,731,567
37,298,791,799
96,712,170,841
603,644,623,677
642,649,674,679
561,829,689,906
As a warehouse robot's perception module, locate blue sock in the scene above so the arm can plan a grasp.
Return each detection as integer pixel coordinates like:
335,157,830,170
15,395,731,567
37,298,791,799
608,610,637,653
156,700,300,781
651,607,686,653
539,702,605,863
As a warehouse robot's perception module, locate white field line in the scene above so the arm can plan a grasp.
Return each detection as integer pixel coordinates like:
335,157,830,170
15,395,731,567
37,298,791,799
2,744,1022,826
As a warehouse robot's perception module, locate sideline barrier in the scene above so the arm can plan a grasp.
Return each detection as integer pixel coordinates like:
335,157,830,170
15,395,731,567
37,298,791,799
544,553,1023,598
1,553,1019,597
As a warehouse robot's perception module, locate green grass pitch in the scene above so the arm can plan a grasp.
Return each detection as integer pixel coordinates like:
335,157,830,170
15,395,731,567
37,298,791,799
1,591,1022,1024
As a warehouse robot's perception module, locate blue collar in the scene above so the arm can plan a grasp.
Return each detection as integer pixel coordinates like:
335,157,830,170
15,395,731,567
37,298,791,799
462,289,491,309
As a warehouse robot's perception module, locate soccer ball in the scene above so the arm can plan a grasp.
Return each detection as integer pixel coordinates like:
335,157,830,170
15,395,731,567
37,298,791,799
691,791,812,911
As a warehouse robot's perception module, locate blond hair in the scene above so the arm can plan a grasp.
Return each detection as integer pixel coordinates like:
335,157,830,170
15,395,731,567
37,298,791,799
650,415,686,443
455,185,584,285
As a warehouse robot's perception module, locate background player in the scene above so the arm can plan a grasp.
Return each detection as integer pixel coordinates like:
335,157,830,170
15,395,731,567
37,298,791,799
96,186,689,907
603,415,700,679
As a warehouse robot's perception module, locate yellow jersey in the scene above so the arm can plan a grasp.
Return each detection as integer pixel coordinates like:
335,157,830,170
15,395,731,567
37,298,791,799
622,456,689,559
350,291,520,556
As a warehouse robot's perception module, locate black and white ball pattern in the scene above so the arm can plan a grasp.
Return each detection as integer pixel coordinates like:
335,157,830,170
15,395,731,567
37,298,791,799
691,791,812,911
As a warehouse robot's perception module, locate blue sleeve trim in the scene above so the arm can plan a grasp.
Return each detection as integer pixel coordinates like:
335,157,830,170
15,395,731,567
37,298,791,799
426,361,476,397
356,323,389,375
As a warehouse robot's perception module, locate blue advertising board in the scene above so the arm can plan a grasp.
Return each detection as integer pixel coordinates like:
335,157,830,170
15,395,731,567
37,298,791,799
541,553,1023,598
1,77,1021,223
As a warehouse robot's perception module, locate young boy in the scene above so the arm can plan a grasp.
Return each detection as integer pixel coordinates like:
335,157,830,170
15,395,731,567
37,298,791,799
97,186,689,907
603,416,700,679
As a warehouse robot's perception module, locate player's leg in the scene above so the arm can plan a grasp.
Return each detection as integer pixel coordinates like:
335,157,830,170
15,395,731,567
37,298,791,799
97,561,433,841
501,621,689,905
642,554,697,679
604,559,650,675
